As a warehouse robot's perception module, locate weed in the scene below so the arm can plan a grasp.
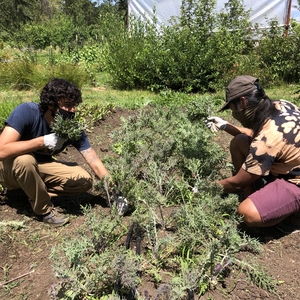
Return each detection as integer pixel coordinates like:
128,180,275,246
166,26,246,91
50,102,114,140
75,103,115,131
50,206,141,298
88,104,271,296
234,257,278,293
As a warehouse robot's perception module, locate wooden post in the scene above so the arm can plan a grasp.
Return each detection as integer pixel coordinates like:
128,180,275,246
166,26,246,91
284,0,292,36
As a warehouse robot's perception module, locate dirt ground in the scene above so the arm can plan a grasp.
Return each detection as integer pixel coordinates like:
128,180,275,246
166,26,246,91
1,107,300,299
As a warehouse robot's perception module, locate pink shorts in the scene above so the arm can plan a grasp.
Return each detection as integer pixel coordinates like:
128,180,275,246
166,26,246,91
249,178,300,223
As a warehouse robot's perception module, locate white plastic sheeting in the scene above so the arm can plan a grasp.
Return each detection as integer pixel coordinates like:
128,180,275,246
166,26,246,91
128,0,293,28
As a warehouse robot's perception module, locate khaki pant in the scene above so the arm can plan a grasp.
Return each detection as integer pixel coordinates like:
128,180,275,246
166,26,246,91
0,154,93,215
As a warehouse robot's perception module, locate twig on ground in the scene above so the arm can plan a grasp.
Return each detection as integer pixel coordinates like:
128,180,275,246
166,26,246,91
0,269,35,287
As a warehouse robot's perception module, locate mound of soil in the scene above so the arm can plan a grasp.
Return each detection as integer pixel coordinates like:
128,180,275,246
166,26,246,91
0,107,300,299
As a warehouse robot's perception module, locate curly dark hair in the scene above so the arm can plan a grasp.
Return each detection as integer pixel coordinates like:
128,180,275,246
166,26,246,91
39,78,82,112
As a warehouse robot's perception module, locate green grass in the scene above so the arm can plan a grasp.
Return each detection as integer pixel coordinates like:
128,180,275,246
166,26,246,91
81,86,159,109
1,80,299,130
1,75,298,109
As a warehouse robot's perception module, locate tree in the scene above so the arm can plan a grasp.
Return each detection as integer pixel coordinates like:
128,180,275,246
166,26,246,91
63,0,100,26
0,0,36,39
0,0,63,42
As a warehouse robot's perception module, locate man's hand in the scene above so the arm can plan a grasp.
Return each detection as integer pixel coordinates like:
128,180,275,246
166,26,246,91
206,116,228,132
44,133,66,151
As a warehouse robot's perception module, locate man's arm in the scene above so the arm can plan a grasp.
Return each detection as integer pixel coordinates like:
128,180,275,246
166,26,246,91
81,147,109,179
0,126,44,160
219,167,260,193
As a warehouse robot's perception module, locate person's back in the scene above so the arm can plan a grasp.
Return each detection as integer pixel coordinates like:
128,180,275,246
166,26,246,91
205,75,300,233
244,99,300,181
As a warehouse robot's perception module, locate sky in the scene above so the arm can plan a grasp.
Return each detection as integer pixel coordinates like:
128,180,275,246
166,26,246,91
291,0,300,21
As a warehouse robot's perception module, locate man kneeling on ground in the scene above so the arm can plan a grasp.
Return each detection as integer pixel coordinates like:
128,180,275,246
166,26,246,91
0,78,127,227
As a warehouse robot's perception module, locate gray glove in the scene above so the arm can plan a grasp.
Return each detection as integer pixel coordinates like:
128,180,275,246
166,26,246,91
44,133,67,151
206,116,228,132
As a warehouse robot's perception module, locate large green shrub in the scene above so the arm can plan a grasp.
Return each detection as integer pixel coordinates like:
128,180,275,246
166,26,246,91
104,0,253,92
102,13,160,89
256,19,300,83
101,0,300,91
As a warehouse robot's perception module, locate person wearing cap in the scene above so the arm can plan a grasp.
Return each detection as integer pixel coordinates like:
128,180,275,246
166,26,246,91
206,75,300,233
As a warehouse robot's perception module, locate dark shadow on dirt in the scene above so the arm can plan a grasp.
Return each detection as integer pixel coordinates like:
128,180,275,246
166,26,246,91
52,193,109,214
0,188,109,218
238,222,287,243
0,188,33,217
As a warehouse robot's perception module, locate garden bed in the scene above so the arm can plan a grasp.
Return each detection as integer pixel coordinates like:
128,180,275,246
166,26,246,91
1,107,300,299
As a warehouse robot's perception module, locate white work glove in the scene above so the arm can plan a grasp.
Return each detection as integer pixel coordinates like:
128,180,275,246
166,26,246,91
206,116,228,133
115,194,129,216
44,133,67,151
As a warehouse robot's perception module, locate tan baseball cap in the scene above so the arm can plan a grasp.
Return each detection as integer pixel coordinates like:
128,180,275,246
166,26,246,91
219,75,259,111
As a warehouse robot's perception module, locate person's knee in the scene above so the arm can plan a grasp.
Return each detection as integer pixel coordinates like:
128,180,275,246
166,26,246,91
230,134,249,153
14,154,37,174
238,199,261,227
71,170,93,192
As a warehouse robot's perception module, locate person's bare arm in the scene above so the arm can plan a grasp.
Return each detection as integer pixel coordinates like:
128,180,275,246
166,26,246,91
206,116,253,137
0,126,44,160
219,167,259,193
81,147,109,179
224,123,253,137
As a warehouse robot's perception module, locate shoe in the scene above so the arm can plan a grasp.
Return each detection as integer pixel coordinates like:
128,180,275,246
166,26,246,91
42,208,70,227
276,215,300,234
115,195,128,216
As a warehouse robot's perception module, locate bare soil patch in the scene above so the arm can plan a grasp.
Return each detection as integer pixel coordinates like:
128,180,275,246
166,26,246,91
1,107,300,299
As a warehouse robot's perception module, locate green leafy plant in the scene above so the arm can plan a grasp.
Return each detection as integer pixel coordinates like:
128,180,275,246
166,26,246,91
75,103,115,131
105,0,253,92
50,103,278,298
186,97,213,122
50,115,86,140
255,19,300,83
